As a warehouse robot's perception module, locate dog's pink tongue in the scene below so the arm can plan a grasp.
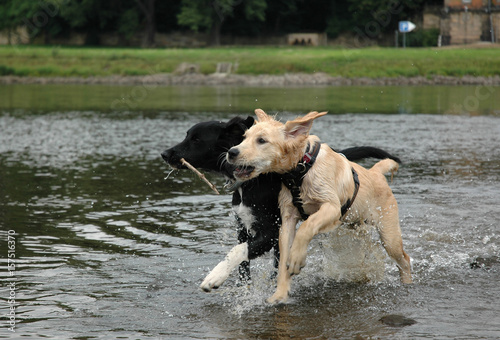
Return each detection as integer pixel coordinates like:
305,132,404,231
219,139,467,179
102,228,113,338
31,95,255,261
235,167,253,179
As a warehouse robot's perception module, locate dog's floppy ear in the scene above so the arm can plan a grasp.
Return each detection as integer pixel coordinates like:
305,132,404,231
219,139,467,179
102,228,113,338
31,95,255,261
255,109,273,122
284,111,327,138
223,116,254,139
242,116,255,128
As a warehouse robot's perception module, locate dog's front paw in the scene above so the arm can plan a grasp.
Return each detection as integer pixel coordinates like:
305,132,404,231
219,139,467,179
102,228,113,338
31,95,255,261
267,290,289,304
287,244,307,275
200,262,230,292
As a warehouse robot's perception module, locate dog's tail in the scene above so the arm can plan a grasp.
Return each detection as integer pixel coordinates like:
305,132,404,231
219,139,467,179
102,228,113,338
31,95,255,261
339,146,401,164
370,159,399,182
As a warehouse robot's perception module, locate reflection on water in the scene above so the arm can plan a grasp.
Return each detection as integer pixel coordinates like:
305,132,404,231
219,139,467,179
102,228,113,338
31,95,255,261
0,106,499,339
1,84,499,115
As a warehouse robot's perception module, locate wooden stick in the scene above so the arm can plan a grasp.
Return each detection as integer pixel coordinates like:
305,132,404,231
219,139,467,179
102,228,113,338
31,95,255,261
180,158,220,195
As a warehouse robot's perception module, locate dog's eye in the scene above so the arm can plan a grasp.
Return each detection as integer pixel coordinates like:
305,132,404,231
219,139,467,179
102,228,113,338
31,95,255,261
257,137,267,144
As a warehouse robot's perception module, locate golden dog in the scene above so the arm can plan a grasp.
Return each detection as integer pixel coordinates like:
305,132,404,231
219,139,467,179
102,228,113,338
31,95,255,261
226,109,412,304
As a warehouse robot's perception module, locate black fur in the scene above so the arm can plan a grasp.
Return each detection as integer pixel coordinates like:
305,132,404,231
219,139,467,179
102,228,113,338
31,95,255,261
161,116,401,283
338,146,401,164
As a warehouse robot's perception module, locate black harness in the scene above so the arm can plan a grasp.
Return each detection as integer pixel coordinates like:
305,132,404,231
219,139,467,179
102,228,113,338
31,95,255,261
281,142,360,220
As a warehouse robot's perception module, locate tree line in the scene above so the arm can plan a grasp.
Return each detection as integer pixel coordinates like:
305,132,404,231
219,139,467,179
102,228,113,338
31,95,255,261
0,0,440,47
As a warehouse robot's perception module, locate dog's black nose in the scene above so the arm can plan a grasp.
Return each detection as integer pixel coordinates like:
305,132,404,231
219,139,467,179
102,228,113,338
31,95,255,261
161,149,172,162
227,147,239,160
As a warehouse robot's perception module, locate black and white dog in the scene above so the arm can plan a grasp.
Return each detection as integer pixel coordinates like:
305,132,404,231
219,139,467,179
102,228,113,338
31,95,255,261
161,116,401,292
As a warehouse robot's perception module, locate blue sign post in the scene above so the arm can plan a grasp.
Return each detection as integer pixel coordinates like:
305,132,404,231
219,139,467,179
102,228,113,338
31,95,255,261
399,21,416,48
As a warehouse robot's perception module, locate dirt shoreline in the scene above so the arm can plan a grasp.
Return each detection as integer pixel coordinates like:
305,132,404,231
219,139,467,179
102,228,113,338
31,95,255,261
1,73,500,86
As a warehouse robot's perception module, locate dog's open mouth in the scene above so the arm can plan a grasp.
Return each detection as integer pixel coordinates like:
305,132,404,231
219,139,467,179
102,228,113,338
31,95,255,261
233,166,255,179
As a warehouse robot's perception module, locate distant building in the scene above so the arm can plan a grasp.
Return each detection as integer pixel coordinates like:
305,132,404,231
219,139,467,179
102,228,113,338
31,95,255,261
424,0,499,45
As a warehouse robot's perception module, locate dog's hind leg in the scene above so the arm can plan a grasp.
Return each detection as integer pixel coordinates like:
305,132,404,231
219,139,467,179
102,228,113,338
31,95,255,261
200,243,249,292
376,200,412,284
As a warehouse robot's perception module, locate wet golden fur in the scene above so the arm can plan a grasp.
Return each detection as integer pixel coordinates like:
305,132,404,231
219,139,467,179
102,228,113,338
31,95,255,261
228,109,412,304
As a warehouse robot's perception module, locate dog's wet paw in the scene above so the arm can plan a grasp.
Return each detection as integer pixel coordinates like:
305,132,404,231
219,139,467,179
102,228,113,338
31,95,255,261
200,284,213,292
267,292,289,304
200,261,232,292
287,248,307,275
200,276,222,292
200,280,213,292
200,273,226,292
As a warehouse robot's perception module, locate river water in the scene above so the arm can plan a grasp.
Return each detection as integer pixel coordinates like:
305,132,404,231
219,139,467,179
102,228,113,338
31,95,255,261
0,84,499,339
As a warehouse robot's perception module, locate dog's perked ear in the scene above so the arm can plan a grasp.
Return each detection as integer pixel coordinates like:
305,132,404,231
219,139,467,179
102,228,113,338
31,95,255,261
254,109,274,122
242,116,255,129
225,116,254,135
284,111,328,138
220,116,255,147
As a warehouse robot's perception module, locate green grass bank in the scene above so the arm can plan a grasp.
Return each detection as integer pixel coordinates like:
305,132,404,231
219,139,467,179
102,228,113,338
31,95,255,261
1,45,499,79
